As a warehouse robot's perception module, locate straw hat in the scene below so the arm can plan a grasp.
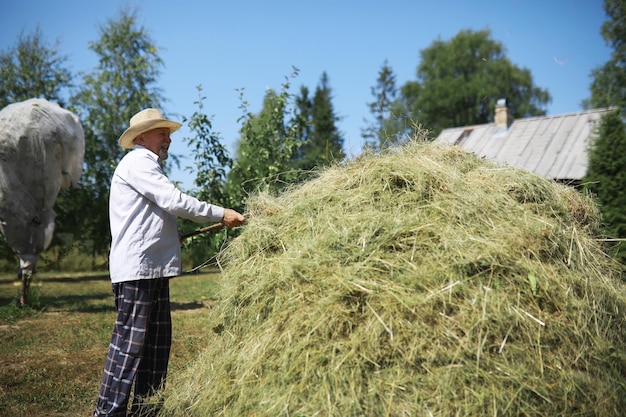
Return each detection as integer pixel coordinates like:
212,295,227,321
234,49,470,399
118,108,182,149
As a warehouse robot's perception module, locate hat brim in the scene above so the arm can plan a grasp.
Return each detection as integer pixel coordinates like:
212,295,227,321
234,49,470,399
118,119,182,149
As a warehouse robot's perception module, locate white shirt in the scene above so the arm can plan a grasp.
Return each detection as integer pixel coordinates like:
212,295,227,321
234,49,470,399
108,146,225,283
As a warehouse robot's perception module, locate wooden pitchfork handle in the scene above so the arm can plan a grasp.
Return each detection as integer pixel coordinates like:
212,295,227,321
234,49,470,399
180,222,225,241
180,214,249,242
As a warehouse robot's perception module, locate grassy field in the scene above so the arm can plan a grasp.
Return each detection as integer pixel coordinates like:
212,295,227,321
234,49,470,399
0,269,222,417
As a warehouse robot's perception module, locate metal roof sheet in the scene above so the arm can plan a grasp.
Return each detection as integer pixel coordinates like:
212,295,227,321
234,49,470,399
434,108,611,180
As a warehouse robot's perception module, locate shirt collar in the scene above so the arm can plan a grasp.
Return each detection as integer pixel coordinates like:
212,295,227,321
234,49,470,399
132,144,161,163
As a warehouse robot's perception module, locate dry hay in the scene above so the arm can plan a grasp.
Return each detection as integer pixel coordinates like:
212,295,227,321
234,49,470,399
162,138,626,417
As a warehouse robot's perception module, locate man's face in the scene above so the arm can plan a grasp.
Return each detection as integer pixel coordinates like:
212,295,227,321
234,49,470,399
138,127,172,160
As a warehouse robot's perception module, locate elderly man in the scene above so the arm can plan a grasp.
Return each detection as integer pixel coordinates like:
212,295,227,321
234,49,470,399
93,108,245,417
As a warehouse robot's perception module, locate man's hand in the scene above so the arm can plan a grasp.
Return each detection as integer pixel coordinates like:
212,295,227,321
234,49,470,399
221,208,246,228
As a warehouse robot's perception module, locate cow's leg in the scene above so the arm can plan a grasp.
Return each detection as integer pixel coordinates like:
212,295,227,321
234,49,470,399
19,268,33,307
18,255,38,307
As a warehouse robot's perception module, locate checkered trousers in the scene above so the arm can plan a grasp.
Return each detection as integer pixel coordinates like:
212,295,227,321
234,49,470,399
95,278,172,417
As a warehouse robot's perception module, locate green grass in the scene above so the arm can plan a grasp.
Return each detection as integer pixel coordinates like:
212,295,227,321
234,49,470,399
0,269,221,417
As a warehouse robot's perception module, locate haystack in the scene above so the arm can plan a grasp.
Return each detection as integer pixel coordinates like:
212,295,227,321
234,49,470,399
162,138,626,416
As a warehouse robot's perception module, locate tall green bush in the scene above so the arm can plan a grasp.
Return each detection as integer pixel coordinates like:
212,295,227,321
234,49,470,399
584,109,626,266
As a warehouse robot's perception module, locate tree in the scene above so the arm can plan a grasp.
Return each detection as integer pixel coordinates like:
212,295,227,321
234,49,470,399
296,72,345,171
583,0,626,112
65,7,166,261
0,25,72,109
226,69,303,209
185,86,233,205
583,110,626,265
0,26,73,269
362,60,408,150
180,85,235,265
400,29,551,136
582,0,626,268
294,85,313,151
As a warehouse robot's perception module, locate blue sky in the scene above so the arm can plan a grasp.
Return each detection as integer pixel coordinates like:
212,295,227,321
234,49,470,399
0,0,612,190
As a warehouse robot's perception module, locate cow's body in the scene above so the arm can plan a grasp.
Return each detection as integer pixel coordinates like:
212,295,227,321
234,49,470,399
0,98,84,305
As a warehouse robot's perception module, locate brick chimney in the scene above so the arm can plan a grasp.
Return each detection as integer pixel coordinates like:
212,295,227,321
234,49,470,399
495,98,512,129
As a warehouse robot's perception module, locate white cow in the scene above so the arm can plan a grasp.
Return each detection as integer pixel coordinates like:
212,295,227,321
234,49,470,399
0,98,85,306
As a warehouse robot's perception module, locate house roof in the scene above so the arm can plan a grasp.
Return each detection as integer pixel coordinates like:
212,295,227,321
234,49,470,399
433,108,611,180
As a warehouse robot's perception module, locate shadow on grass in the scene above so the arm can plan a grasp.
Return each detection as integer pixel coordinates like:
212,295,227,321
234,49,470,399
40,273,111,283
1,291,211,315
171,300,211,311
1,272,214,320
42,299,211,313
40,292,115,313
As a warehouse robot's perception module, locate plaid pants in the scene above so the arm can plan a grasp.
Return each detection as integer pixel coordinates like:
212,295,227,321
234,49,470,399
95,278,172,417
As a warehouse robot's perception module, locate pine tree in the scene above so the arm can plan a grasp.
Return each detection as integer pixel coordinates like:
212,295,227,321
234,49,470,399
362,60,400,150
293,85,313,158
297,72,345,171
